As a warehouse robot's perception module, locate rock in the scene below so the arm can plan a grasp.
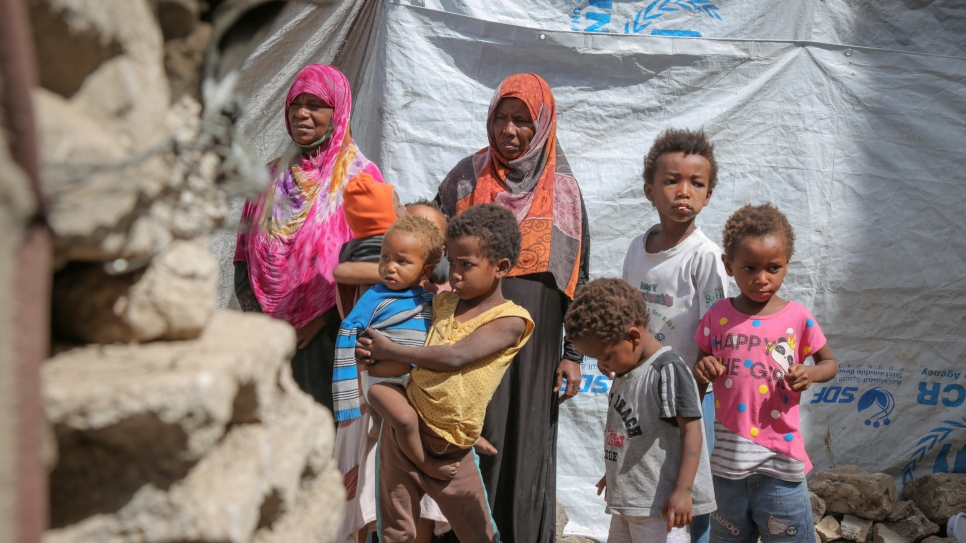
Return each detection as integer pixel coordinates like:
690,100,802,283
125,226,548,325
813,492,828,525
883,504,939,542
890,502,919,522
811,465,899,521
45,384,343,543
556,500,569,540
902,473,966,525
164,22,211,102
34,87,173,266
44,310,345,542
150,0,203,40
29,1,229,267
52,241,218,343
27,0,124,99
29,0,169,147
557,537,601,543
841,515,874,543
921,537,956,543
817,516,843,543
43,311,296,527
875,524,911,543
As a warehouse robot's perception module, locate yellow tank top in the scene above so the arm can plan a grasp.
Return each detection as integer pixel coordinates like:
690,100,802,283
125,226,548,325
407,292,533,448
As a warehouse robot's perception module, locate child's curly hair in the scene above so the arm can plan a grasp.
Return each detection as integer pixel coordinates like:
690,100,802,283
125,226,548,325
386,214,444,265
564,278,650,345
446,204,521,267
722,203,795,259
643,128,718,192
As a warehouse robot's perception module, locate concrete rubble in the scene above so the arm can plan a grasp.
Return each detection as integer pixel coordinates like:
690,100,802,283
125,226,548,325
29,0,346,542
902,474,966,526
841,514,875,543
874,524,910,543
811,465,899,522
44,312,345,542
806,465,963,543
817,515,843,543
884,501,940,543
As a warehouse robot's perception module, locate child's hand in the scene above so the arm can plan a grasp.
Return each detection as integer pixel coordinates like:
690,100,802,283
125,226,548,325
784,364,816,391
661,488,693,532
355,328,392,364
595,475,607,502
692,356,723,386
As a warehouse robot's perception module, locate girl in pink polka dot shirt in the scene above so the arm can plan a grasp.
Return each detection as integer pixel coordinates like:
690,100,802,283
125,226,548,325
692,204,837,543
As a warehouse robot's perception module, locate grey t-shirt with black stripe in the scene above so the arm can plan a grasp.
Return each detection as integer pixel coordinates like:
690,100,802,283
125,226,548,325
604,346,717,517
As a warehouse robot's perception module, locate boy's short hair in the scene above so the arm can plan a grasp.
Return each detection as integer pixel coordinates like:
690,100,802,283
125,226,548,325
446,204,521,267
386,214,444,265
565,278,650,345
643,128,718,192
722,203,795,260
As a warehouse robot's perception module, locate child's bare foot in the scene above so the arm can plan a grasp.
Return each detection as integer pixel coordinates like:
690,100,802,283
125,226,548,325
422,456,460,480
473,437,497,456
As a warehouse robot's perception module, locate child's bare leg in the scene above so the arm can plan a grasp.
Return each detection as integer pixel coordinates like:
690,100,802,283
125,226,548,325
367,382,460,480
366,360,412,378
473,436,497,456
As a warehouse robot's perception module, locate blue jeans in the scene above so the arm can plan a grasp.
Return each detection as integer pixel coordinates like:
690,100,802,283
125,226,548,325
710,474,815,543
691,392,716,543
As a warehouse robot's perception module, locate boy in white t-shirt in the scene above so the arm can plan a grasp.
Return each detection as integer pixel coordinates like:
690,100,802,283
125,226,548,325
622,128,728,543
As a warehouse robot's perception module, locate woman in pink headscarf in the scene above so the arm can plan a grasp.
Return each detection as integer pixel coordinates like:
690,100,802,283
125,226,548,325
234,64,385,412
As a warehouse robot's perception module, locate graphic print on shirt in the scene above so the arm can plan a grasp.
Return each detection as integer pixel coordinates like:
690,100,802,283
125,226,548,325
711,331,795,386
636,282,675,338
766,329,797,373
605,391,642,462
609,391,643,437
637,282,674,307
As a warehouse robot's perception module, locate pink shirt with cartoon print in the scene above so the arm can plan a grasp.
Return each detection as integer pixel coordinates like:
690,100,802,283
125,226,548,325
694,299,827,472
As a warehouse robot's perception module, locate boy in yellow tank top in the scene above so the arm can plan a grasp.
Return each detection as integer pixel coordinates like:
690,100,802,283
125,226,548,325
356,204,533,543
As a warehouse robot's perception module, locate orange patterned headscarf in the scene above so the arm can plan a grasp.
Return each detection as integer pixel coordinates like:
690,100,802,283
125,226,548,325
438,73,584,298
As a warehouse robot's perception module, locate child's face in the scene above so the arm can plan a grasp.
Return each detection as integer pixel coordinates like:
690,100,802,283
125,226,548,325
446,235,508,300
378,231,434,291
724,235,790,304
644,152,712,223
571,326,646,378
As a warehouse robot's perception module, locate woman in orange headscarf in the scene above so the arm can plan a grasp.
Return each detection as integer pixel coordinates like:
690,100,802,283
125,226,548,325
436,73,590,543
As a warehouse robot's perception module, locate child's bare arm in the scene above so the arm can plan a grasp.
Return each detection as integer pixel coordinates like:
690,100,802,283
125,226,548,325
663,415,702,532
366,360,413,378
784,344,837,392
333,262,381,285
357,316,527,371
693,349,723,400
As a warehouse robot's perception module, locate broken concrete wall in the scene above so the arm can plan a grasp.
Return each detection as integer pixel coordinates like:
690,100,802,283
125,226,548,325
25,0,345,541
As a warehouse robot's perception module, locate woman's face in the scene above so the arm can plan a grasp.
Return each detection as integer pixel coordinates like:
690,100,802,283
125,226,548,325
491,97,535,161
287,93,334,146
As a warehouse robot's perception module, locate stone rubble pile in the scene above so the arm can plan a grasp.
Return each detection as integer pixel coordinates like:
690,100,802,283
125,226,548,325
809,465,966,543
30,0,345,542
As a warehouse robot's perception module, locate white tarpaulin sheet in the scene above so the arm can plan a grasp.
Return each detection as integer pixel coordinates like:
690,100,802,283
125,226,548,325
227,0,966,538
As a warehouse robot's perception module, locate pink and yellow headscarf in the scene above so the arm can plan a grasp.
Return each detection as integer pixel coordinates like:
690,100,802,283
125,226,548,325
235,64,386,328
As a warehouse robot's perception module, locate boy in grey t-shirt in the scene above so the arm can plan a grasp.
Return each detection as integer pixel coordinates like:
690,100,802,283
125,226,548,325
565,279,716,543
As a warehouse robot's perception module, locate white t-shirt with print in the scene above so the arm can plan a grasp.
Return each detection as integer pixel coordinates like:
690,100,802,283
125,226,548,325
622,225,728,371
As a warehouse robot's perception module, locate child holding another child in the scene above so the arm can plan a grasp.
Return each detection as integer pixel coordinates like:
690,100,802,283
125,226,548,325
356,203,533,543
693,204,837,543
